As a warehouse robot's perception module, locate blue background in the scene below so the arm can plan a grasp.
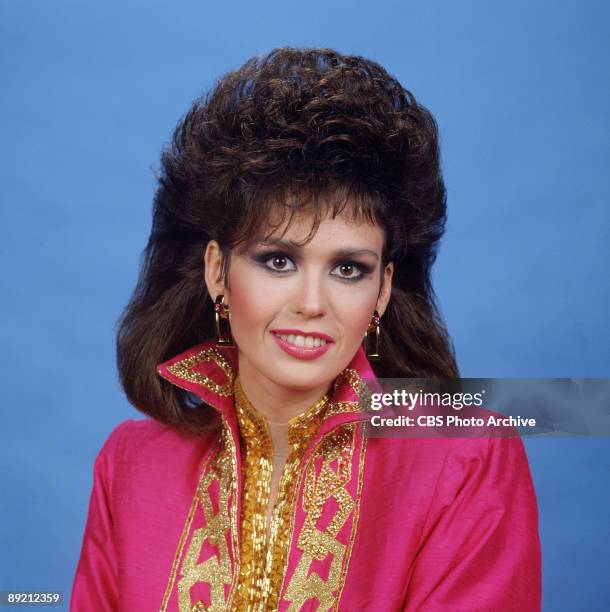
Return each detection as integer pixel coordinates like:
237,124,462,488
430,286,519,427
1,1,608,609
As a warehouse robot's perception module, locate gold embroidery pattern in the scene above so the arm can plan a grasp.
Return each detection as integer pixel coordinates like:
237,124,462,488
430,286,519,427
281,423,360,611
159,347,369,611
232,376,329,612
264,392,332,611
334,428,367,608
232,378,273,610
167,347,235,397
329,368,373,414
160,444,219,612
332,368,360,393
161,425,240,612
178,438,233,611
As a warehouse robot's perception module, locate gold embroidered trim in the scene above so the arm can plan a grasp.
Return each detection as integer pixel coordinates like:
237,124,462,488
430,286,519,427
177,438,234,611
264,395,331,611
333,427,367,610
223,421,242,611
282,423,358,611
161,423,240,612
159,351,370,611
232,376,329,611
329,368,373,416
160,443,219,612
332,368,361,395
232,377,273,610
166,347,235,397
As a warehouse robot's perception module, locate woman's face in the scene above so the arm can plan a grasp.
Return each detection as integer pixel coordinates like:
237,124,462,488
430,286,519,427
204,207,393,396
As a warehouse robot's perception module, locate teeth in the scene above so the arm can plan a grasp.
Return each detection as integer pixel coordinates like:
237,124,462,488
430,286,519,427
276,333,328,348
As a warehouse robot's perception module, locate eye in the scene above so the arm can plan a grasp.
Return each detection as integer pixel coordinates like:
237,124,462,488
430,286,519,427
263,253,296,272
330,262,365,280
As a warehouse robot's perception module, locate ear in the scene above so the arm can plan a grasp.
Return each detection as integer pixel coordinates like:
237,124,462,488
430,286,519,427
376,261,394,317
203,240,227,301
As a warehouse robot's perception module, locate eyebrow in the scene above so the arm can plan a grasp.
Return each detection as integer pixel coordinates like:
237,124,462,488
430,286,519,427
256,238,380,261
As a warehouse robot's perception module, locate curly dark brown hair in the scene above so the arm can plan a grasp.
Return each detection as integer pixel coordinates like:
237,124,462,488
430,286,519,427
116,47,458,435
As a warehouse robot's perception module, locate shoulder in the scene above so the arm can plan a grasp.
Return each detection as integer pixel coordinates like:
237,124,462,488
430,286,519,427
98,417,180,454
365,405,530,458
96,417,218,473
363,415,535,503
369,416,531,459
92,417,220,510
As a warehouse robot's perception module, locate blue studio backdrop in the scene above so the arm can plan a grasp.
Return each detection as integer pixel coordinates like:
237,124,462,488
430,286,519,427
1,1,608,610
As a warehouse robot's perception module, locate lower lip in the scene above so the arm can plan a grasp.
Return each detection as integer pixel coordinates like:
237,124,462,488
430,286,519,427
271,333,332,361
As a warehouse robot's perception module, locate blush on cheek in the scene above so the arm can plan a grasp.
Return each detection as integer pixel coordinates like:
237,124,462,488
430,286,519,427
351,292,378,324
338,296,379,350
226,264,279,345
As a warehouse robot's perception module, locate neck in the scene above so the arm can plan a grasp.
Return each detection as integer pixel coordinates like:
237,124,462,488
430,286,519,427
236,356,332,424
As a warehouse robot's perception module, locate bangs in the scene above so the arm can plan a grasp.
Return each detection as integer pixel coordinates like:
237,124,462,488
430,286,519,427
228,182,388,255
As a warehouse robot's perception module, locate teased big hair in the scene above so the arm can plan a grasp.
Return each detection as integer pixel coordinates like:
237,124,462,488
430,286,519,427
116,47,458,435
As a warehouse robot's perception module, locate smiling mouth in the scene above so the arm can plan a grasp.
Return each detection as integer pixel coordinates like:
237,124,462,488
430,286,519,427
272,332,328,348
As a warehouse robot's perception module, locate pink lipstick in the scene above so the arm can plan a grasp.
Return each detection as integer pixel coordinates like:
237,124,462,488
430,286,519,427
270,329,333,361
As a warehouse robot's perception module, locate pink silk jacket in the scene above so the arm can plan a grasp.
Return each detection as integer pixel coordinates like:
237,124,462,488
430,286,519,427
71,340,542,611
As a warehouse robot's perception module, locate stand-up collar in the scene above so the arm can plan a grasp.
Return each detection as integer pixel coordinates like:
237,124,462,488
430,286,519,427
156,339,379,435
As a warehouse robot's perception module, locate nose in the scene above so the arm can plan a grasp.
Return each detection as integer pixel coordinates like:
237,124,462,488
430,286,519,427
292,268,328,318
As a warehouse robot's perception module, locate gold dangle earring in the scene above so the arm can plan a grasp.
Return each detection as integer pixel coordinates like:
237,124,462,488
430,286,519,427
214,294,235,347
363,309,381,361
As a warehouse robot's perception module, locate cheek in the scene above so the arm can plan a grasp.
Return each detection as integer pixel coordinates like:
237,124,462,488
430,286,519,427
227,265,278,336
333,287,378,342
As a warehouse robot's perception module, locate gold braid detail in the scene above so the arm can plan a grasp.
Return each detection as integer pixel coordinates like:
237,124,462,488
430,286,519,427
166,347,235,397
282,424,357,611
232,376,329,611
161,425,238,611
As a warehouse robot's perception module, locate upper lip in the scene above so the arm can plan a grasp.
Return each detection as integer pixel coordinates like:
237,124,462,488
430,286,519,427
270,328,334,342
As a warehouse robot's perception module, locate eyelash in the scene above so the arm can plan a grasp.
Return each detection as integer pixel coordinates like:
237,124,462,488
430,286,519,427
253,252,372,282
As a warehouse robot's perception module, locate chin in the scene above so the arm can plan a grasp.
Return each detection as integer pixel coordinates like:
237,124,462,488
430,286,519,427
267,361,338,391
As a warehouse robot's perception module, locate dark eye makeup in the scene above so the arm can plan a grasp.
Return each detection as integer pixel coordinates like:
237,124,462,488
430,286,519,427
251,250,375,282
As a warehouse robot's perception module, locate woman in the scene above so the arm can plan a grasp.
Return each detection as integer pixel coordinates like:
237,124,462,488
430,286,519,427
71,48,541,611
